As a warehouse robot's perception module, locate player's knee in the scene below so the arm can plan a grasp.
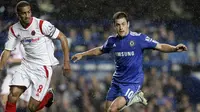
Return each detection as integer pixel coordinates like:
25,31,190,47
8,91,21,103
28,103,38,112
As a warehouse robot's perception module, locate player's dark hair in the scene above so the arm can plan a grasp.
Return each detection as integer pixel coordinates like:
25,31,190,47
15,1,31,13
112,11,129,23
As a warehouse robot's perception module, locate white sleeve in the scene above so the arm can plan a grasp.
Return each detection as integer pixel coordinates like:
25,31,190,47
5,28,19,51
42,21,60,39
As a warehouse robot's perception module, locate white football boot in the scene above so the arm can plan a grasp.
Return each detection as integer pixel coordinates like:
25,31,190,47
120,91,147,111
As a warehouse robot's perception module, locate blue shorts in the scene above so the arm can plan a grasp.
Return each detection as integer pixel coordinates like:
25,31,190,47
106,83,141,103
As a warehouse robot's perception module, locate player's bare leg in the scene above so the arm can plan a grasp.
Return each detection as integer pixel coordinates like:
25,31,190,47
2,86,32,111
106,96,126,112
7,86,26,103
28,88,54,112
26,97,45,112
5,86,26,112
0,94,7,111
0,94,8,107
28,97,41,112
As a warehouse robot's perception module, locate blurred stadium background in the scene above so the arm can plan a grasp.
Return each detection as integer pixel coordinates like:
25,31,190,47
0,0,200,112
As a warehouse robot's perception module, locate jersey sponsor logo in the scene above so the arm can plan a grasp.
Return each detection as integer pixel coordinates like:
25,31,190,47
21,37,40,43
129,40,135,47
115,51,134,57
113,43,116,47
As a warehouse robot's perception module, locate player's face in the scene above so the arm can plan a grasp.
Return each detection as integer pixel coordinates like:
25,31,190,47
17,6,32,25
114,18,129,37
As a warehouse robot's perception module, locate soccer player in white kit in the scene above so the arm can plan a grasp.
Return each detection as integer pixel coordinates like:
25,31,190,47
0,1,71,112
0,43,31,108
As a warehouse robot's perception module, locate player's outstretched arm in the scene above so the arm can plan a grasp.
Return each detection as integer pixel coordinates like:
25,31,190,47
155,43,187,53
57,31,71,74
71,47,103,62
0,50,11,70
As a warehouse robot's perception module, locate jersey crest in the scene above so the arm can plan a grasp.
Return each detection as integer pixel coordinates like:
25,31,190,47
129,40,135,47
31,30,36,36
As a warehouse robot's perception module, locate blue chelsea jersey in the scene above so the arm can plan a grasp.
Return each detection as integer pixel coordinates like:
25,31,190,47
101,31,158,84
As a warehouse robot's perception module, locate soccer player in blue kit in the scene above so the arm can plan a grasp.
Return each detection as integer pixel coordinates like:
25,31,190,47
71,11,187,112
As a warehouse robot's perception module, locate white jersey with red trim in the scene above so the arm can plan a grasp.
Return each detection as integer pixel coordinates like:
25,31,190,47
5,17,59,66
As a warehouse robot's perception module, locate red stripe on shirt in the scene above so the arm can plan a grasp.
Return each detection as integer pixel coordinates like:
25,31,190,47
10,26,17,38
39,20,44,34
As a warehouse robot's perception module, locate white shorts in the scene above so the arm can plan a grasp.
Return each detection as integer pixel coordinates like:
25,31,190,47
1,74,12,95
1,66,31,102
19,85,32,102
7,65,19,75
10,61,52,101
1,66,20,94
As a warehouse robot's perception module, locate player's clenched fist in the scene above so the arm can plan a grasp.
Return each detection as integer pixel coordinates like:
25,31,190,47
175,44,188,52
71,53,83,62
63,62,71,77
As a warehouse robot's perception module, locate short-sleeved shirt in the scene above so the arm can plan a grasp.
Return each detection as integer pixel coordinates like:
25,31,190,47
101,31,158,85
5,17,59,66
